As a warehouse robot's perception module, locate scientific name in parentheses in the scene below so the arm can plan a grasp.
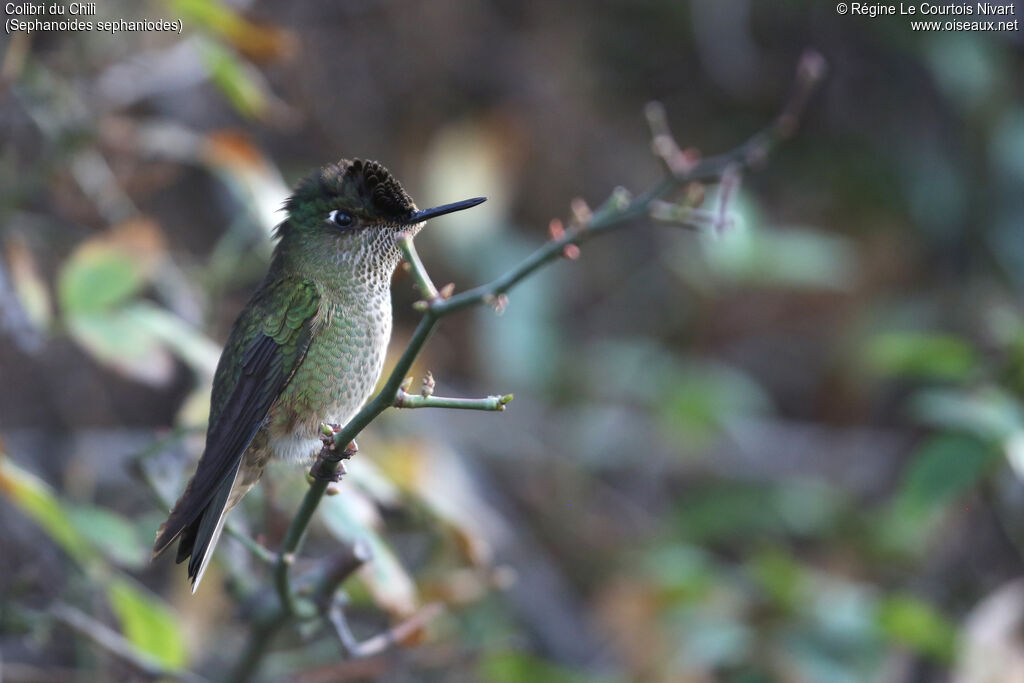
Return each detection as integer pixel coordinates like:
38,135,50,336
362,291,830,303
5,2,98,15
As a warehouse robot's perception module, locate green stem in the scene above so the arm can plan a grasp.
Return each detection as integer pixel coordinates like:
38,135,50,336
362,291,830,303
395,389,513,411
225,526,275,565
397,233,439,299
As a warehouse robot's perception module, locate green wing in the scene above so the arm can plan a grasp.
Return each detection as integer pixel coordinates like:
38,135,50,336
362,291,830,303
153,277,321,566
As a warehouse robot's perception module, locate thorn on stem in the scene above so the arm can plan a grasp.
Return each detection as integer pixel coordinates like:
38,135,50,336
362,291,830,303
645,102,701,177
570,197,592,226
548,218,565,241
681,147,701,164
438,282,455,299
562,243,580,260
610,186,632,208
797,49,828,87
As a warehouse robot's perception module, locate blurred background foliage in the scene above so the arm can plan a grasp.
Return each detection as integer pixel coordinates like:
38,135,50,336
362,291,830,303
1,0,1023,681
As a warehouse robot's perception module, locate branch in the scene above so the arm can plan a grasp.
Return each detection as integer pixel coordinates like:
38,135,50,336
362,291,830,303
394,374,513,411
327,602,446,659
225,525,276,565
394,390,513,411
397,233,440,301
250,48,826,673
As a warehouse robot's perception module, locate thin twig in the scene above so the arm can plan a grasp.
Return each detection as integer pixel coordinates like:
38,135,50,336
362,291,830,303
327,602,445,659
225,525,277,565
394,375,513,411
394,389,513,411
397,233,439,301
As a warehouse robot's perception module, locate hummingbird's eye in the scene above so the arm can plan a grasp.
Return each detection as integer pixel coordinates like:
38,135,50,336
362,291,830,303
327,210,354,228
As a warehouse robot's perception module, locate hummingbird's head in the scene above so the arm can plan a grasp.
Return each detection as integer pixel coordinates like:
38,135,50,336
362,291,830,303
276,159,484,273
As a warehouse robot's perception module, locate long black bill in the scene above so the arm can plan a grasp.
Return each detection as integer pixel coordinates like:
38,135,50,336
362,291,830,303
404,197,487,224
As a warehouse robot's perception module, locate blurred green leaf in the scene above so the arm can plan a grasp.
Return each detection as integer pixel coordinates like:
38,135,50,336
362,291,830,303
804,581,880,651
171,0,259,38
895,434,998,515
782,630,880,683
775,479,843,537
696,206,857,291
580,340,770,450
642,545,716,602
666,608,752,671
57,219,166,315
480,651,614,683
865,331,976,381
675,480,837,546
345,457,403,508
199,39,268,119
0,455,96,567
171,0,292,60
58,245,143,314
108,578,188,669
676,484,783,544
879,434,999,556
581,338,681,405
122,302,221,377
320,490,418,617
661,361,771,447
876,594,956,662
910,386,1024,441
66,310,175,386
749,547,804,611
67,504,147,568
924,35,1001,113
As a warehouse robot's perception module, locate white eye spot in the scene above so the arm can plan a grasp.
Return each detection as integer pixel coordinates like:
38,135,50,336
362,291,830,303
327,210,354,228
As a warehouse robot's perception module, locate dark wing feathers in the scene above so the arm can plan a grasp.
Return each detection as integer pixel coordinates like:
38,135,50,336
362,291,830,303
152,278,321,559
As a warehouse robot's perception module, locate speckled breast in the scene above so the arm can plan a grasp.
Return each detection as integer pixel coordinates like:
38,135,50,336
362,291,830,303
266,294,392,463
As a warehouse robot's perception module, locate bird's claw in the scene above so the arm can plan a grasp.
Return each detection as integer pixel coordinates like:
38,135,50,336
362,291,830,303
310,435,358,482
310,458,347,482
320,423,342,447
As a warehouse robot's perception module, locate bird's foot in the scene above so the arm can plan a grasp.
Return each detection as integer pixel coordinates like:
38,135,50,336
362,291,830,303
310,457,346,482
311,431,359,482
320,423,342,448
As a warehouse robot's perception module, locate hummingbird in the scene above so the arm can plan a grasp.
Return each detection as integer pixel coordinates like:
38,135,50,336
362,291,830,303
152,158,485,591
